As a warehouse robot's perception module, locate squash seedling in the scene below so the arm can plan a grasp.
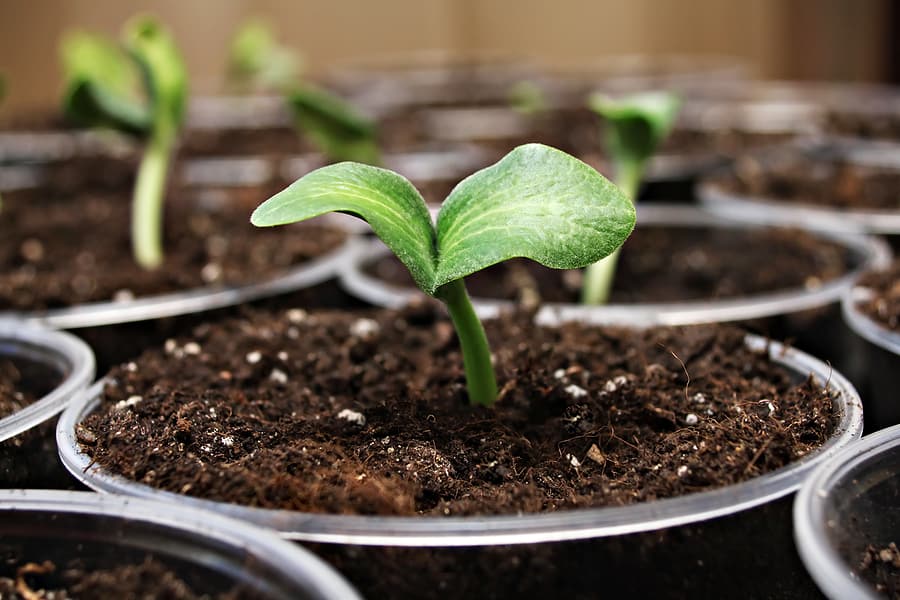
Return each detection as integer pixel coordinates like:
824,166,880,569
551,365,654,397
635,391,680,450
227,21,379,165
61,16,186,270
252,143,635,406
581,91,680,304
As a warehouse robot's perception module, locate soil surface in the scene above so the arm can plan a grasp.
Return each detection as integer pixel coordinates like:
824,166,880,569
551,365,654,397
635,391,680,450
859,542,900,598
856,260,900,331
0,185,346,311
0,556,247,599
365,225,852,305
716,151,900,211
79,304,835,516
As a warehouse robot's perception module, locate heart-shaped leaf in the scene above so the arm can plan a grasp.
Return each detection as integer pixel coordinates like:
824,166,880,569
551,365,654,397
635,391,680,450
589,91,681,172
433,143,635,290
251,161,436,290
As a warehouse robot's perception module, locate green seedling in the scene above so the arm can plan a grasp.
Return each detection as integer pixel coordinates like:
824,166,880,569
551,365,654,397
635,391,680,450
61,16,187,270
252,143,635,406
228,19,301,93
508,80,548,115
227,20,379,164
581,91,680,304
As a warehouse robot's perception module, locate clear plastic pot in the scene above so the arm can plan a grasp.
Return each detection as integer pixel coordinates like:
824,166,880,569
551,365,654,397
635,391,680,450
699,137,900,236
0,489,360,599
0,319,94,487
794,424,900,599
842,283,900,431
57,331,863,597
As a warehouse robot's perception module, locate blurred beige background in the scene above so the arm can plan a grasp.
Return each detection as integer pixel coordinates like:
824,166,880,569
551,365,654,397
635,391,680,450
0,0,893,114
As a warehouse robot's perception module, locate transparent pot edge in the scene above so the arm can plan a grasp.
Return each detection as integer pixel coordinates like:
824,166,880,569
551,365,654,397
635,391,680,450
339,204,892,327
698,177,900,236
842,286,900,357
58,330,863,547
0,489,361,600
1,224,362,330
793,424,900,600
0,319,95,442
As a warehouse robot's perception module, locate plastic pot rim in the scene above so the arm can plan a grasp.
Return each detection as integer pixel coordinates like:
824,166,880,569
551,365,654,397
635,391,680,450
0,318,94,442
0,489,361,600
58,328,863,547
842,283,900,357
793,423,900,600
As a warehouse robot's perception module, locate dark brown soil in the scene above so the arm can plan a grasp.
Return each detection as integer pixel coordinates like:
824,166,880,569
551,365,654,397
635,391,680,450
365,225,851,305
859,542,900,598
0,556,246,599
717,152,900,211
0,185,346,311
79,304,835,516
856,260,900,331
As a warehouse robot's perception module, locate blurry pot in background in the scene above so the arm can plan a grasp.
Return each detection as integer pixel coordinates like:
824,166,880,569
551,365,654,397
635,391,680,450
794,424,900,599
0,319,93,488
0,490,360,599
342,204,890,373
841,260,900,432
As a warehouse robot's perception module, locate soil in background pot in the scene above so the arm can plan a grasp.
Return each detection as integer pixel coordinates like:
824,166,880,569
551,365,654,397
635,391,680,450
717,152,900,211
859,543,900,598
855,259,900,331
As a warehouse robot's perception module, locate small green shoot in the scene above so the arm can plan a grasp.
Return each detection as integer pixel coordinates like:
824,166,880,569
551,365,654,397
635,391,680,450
61,16,187,270
508,80,548,115
227,19,301,93
252,143,635,406
581,91,680,304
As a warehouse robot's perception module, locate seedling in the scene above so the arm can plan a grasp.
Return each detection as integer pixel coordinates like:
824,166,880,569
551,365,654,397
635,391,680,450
252,143,635,406
508,80,548,115
581,91,680,304
227,21,379,164
61,16,186,269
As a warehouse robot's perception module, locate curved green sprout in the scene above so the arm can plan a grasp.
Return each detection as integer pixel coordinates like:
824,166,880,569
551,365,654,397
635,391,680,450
61,16,186,270
581,91,680,304
252,143,635,406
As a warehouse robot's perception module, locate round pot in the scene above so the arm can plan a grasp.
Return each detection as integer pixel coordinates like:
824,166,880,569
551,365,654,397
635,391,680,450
842,275,900,431
340,204,890,370
0,319,94,487
0,489,359,599
794,424,900,599
58,324,862,597
698,137,900,237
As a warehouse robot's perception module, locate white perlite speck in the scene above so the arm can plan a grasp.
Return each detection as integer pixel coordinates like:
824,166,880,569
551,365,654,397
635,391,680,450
183,342,201,355
567,454,581,468
692,393,707,404
350,318,380,338
553,369,566,380
277,351,289,361
245,351,262,364
337,409,366,426
221,436,234,447
114,395,143,411
269,368,288,384
164,339,177,354
564,384,588,399
685,413,699,426
603,380,618,393
287,309,308,324
677,465,689,477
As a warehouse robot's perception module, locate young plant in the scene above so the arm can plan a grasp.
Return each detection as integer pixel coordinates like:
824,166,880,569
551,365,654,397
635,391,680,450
581,91,680,304
508,80,548,115
61,16,187,270
227,21,379,165
252,143,635,406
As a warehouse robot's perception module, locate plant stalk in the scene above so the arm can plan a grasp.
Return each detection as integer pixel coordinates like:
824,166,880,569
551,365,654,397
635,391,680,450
436,278,498,407
581,160,642,304
132,129,174,270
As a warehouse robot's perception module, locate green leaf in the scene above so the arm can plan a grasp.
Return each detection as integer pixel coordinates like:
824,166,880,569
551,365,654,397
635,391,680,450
60,31,151,134
287,83,380,164
228,19,300,92
588,91,681,171
251,162,436,290
124,15,187,135
433,143,635,290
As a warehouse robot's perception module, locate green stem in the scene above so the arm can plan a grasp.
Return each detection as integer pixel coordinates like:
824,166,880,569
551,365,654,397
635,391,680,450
436,278,498,407
581,159,642,305
132,129,173,270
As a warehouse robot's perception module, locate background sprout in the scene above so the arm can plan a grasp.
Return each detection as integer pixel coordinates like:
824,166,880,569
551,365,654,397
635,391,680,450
508,80,548,115
61,16,187,270
581,91,681,304
252,143,635,406
227,19,301,93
